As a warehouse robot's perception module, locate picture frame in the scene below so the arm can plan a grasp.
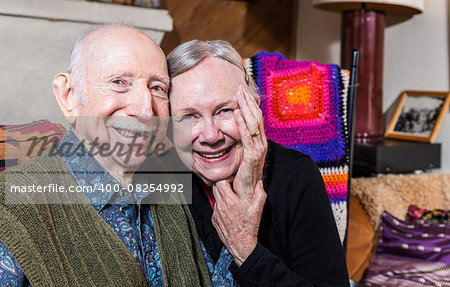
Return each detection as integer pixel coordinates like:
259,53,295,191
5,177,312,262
385,90,450,143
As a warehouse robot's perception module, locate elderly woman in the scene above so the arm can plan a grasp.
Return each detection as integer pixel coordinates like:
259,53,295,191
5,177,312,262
167,40,349,286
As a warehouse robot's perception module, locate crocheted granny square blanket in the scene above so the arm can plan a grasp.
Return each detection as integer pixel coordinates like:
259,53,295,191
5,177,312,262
245,52,350,243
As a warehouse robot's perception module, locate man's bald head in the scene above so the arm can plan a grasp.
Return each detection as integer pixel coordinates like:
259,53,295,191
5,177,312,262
67,25,164,104
53,24,170,176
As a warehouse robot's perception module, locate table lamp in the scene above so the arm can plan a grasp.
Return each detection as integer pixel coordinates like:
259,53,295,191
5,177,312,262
313,0,424,142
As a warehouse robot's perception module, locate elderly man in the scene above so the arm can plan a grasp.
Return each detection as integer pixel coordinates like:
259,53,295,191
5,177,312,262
0,25,211,286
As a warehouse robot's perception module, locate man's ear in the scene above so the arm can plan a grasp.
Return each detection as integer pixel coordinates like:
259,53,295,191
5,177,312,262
53,73,77,125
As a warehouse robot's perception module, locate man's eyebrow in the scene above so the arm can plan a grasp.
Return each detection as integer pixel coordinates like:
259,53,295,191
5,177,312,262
102,73,170,88
104,71,133,80
152,75,170,87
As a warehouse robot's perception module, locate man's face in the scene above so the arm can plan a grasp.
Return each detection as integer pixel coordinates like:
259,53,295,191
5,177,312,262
170,57,244,186
72,29,169,171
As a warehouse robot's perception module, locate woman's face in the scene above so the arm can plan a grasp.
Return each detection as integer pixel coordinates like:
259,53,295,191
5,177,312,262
170,57,244,186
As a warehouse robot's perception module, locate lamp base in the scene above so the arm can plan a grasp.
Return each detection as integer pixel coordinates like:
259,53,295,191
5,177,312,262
341,9,384,142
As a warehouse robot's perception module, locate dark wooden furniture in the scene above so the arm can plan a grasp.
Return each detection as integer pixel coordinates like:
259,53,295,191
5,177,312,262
353,139,441,177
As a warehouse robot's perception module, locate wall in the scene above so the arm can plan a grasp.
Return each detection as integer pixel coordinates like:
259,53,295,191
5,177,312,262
296,0,450,172
0,16,86,124
0,0,171,124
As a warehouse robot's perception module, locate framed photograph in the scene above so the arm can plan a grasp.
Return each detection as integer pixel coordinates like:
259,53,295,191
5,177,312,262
385,90,450,143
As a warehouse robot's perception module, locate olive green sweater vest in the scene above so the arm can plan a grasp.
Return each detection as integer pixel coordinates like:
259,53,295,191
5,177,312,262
0,153,211,287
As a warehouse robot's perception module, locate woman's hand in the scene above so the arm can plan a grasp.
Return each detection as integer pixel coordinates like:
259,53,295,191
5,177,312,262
212,180,266,266
211,85,268,267
232,85,268,201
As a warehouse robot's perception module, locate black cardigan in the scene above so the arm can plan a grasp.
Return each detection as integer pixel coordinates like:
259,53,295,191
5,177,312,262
180,140,349,286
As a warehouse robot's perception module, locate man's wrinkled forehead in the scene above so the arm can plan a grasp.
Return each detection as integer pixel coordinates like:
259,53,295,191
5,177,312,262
81,26,167,72
78,27,168,82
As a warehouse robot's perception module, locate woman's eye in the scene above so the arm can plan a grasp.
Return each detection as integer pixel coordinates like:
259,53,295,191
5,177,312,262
175,114,198,124
182,114,195,121
218,108,233,116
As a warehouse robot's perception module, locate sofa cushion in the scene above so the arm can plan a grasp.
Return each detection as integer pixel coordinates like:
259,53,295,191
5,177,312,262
346,195,378,282
361,211,450,286
0,120,66,171
351,173,450,231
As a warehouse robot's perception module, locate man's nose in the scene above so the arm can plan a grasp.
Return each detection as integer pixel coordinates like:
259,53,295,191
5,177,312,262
198,118,224,144
127,83,153,121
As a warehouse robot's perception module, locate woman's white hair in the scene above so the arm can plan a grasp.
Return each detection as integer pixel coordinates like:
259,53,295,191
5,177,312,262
167,40,259,99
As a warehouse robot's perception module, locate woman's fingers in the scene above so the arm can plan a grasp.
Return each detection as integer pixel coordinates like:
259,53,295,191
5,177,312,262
238,85,267,147
236,86,260,135
232,85,268,200
211,185,226,235
234,108,254,150
233,105,266,199
253,180,267,211
241,85,262,125
213,180,238,207
235,87,265,150
241,85,267,144
211,179,266,267
212,181,239,242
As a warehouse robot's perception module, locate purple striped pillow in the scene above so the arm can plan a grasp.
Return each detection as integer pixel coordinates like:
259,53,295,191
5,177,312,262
362,211,449,287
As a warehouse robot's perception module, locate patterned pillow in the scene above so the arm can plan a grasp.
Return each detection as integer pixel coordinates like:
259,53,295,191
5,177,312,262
407,204,449,224
0,120,66,172
361,211,450,286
